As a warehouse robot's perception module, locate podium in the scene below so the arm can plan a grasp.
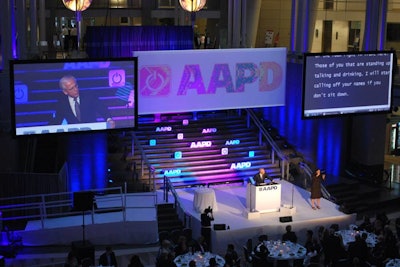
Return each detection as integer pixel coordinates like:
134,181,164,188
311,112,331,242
246,183,281,213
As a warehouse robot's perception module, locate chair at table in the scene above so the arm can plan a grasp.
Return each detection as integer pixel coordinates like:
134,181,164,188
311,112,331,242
335,258,350,267
308,251,321,267
81,257,93,267
234,257,241,267
330,223,339,232
293,258,304,267
158,230,171,245
276,260,290,267
183,227,193,241
243,238,253,266
246,238,253,252
242,245,253,266
170,228,183,245
252,244,272,267
183,227,196,248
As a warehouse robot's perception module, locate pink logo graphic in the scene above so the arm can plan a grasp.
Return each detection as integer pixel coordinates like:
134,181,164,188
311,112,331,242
259,62,282,91
109,69,126,87
140,65,171,96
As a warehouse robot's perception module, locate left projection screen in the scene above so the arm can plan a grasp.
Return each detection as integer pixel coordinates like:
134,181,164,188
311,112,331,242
10,58,138,136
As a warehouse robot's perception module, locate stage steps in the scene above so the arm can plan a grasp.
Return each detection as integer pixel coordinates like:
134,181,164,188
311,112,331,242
105,111,291,191
106,132,150,192
324,177,400,219
156,203,183,233
124,114,282,189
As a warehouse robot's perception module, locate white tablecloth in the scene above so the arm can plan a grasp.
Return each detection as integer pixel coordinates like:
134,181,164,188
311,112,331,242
386,258,400,267
336,229,377,248
265,240,306,260
193,187,217,213
174,252,225,267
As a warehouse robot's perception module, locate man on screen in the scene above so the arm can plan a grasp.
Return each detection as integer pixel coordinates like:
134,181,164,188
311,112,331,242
53,75,115,128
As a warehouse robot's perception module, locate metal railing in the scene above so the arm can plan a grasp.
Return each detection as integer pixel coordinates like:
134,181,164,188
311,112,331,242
132,131,157,191
245,108,290,180
0,186,158,231
163,176,192,229
299,161,334,202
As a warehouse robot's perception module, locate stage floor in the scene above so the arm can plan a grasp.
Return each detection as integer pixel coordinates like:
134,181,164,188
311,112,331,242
17,180,355,249
173,180,356,255
16,192,160,247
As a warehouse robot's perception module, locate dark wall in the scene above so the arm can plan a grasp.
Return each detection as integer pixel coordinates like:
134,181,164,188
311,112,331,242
263,62,349,176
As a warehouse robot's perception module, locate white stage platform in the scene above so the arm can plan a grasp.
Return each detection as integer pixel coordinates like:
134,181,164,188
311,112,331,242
15,180,356,255
174,180,356,255
18,193,159,246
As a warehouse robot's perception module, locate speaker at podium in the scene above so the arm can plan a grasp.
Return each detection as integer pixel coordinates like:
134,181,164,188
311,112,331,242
246,183,281,213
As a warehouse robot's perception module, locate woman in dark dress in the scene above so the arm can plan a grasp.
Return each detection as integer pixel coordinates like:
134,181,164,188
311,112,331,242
310,168,325,210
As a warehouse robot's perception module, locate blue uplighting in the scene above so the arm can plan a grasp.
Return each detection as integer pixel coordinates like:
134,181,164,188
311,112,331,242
263,62,345,176
67,133,107,192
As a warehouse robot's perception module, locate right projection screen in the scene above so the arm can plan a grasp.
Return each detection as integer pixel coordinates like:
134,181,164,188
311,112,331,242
302,51,395,119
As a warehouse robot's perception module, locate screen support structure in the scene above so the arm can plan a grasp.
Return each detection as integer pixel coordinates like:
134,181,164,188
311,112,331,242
81,211,86,245
249,182,254,212
291,184,294,209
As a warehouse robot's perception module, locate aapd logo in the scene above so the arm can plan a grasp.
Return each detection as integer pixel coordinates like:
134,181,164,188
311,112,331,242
258,185,278,191
140,65,171,96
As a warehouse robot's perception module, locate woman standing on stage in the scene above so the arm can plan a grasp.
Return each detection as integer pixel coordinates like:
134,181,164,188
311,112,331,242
310,168,325,210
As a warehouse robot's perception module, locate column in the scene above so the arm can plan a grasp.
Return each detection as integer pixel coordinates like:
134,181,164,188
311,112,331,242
244,0,262,48
227,0,232,47
241,0,247,47
227,0,243,48
0,0,15,119
30,0,39,55
291,0,318,53
39,0,47,47
362,0,388,51
2,0,18,60
231,0,242,48
350,0,389,182
0,1,20,172
16,0,28,59
176,0,189,26
141,0,155,25
218,0,228,48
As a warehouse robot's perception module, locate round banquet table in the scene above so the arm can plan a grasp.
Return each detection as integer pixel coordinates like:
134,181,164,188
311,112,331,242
193,187,217,213
386,258,400,267
265,240,307,260
336,229,378,249
174,252,225,267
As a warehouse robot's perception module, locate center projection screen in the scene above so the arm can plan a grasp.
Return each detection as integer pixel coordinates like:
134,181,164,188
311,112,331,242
134,48,287,115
